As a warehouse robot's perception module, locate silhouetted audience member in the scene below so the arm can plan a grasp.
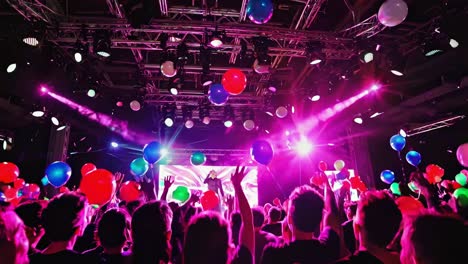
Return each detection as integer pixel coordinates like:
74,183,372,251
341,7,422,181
125,200,142,216
82,208,131,263
252,207,277,264
15,200,46,255
262,206,282,236
131,201,173,264
30,192,88,264
401,213,467,264
231,211,242,246
261,185,340,264
336,191,401,264
0,207,29,264
341,202,357,254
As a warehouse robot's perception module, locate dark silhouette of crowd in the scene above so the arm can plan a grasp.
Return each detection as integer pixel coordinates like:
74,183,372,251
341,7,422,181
1,168,467,264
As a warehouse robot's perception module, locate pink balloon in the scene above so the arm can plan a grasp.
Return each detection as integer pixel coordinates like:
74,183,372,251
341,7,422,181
378,0,408,27
457,143,468,167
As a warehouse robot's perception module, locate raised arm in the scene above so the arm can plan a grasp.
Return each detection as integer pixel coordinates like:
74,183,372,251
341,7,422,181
160,176,174,201
231,166,254,258
323,172,340,234
219,179,225,198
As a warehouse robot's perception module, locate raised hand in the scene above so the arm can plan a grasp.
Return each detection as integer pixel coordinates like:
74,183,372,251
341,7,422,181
231,166,247,188
164,176,174,189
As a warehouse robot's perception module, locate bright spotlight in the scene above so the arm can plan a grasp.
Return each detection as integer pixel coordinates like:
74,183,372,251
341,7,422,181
224,120,233,128
310,95,321,102
390,70,404,76
353,117,363,124
6,63,16,73
74,52,83,63
209,37,223,48
399,129,407,138
185,119,194,129
370,112,383,118
23,37,39,47
310,59,322,65
164,117,174,127
40,86,48,94
363,52,374,63
291,106,295,114
449,39,459,48
296,137,313,156
160,148,168,156
169,87,178,95
110,141,119,148
32,111,45,117
2,140,7,151
51,117,59,126
370,84,380,91
87,89,97,98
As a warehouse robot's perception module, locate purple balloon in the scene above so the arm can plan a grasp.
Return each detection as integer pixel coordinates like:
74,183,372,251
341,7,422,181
250,140,274,165
208,84,229,106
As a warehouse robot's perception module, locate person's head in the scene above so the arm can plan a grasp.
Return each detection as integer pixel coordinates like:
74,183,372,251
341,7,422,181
252,207,264,230
41,192,88,244
287,185,324,234
209,170,218,179
401,213,467,264
0,209,29,264
354,191,402,248
345,202,357,220
97,208,130,251
125,200,142,216
268,206,282,223
15,200,46,247
184,211,232,264
132,201,173,264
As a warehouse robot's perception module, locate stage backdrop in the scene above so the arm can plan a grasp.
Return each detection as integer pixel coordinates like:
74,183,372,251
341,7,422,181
159,165,258,206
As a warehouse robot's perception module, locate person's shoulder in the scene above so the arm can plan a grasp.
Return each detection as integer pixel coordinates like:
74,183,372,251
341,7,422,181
334,251,384,264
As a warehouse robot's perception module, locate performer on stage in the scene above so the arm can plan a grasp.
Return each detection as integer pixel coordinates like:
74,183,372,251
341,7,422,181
204,170,225,200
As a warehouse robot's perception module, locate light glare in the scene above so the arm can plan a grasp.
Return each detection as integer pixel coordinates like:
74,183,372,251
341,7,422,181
354,117,363,124
6,63,16,73
164,118,174,127
310,95,321,102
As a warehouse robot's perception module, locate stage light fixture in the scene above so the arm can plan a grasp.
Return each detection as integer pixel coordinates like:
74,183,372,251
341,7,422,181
177,42,189,63
51,116,59,126
309,95,321,101
223,106,235,128
199,104,211,125
6,63,16,73
360,51,374,63
242,109,255,131
209,30,224,48
200,45,213,86
57,125,67,131
22,30,39,46
94,31,111,57
306,42,324,65
296,137,313,156
163,104,176,127
110,141,119,148
73,41,88,63
449,39,459,48
183,106,194,129
253,37,271,74
168,34,182,43
32,110,45,117
353,116,363,124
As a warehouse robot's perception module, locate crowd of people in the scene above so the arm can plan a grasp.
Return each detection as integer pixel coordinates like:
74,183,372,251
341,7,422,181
1,166,467,264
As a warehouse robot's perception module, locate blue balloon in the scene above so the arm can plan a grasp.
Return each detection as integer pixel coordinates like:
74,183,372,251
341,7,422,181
208,84,229,106
380,170,395,184
246,0,274,24
130,157,149,178
250,140,274,165
143,141,163,164
45,161,72,187
406,151,422,167
390,134,406,152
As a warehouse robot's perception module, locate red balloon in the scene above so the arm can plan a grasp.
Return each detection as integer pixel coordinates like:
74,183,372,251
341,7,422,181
425,164,444,184
13,178,25,189
200,190,220,210
0,162,20,183
59,186,70,193
396,196,424,216
119,181,141,202
26,183,41,199
318,161,327,172
81,163,97,176
357,181,368,192
452,181,462,190
341,180,351,190
221,69,247,95
349,176,361,189
80,169,116,206
4,187,17,200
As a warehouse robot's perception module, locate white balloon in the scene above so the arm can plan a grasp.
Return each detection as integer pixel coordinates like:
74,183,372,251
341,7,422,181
275,106,288,118
161,61,177,78
378,0,408,27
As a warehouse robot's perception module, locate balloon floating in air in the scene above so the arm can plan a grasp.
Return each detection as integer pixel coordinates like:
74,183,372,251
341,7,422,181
246,0,274,24
45,161,72,187
250,140,274,165
208,84,229,106
378,0,409,27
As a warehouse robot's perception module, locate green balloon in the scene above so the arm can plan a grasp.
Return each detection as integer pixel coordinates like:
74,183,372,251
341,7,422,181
130,157,149,177
172,186,190,202
191,151,206,166
390,182,401,196
454,188,468,207
455,173,467,186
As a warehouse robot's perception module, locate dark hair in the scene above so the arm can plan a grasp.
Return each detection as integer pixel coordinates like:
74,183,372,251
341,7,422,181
125,200,142,216
252,207,264,228
402,213,467,264
132,201,172,264
268,206,282,222
15,200,45,230
288,185,324,233
357,191,402,247
97,209,129,249
183,211,230,264
41,192,87,242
